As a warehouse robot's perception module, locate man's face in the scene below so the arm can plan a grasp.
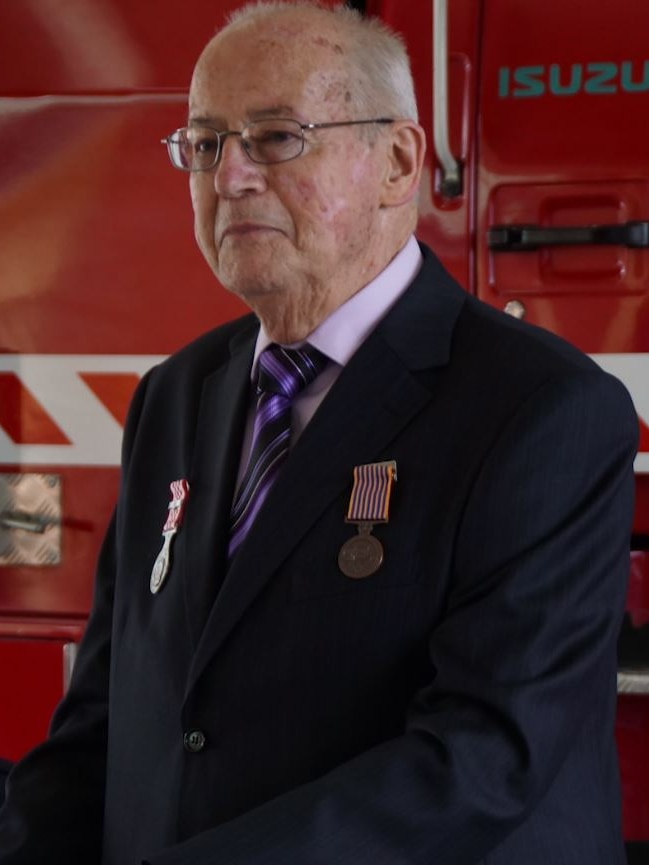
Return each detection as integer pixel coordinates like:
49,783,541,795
188,13,390,335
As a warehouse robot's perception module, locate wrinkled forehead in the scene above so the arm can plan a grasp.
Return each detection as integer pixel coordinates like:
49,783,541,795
189,14,354,120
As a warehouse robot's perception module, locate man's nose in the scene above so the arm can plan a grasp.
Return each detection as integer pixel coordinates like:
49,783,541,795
213,135,266,198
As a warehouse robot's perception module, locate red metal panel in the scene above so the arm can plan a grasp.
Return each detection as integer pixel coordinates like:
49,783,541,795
617,696,649,840
477,0,649,350
1,98,247,355
485,181,649,351
372,0,481,291
0,635,79,761
0,375,70,444
0,0,344,94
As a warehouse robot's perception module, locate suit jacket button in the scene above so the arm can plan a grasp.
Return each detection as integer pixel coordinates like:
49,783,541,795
183,729,206,753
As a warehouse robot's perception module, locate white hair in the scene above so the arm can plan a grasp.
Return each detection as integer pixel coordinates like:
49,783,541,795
220,1,419,121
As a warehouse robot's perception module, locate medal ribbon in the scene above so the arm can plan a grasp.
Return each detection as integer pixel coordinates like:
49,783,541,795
163,479,190,533
346,461,397,523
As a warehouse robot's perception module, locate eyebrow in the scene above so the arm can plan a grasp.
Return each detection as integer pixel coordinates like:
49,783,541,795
188,105,299,126
248,105,297,120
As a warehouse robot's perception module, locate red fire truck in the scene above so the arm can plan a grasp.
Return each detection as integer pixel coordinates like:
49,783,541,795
1,0,647,857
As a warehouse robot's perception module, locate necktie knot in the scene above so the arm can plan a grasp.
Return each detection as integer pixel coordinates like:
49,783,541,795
257,344,328,401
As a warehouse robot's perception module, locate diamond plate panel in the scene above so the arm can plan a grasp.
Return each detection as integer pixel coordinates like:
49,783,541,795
0,474,62,566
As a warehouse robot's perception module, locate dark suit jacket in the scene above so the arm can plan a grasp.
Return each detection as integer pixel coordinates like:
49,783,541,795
0,245,638,865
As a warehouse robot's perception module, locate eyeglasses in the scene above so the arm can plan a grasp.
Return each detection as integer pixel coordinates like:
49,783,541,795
161,117,394,172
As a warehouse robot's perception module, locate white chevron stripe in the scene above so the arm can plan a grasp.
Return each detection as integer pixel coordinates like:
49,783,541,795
0,355,165,466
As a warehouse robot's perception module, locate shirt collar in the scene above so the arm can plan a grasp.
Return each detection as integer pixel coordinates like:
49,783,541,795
251,235,422,379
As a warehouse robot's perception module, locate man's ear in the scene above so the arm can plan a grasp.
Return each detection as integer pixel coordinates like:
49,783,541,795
380,121,426,208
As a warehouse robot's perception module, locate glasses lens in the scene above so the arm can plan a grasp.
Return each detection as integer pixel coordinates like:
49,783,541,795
167,128,220,171
243,119,304,164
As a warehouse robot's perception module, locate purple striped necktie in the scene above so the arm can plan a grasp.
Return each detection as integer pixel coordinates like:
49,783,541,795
228,343,328,558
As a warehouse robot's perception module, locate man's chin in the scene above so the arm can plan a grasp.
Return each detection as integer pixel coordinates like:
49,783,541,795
218,270,286,302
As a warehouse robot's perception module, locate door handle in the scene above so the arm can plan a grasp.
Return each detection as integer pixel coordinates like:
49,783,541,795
433,0,462,197
488,221,649,251
618,669,649,695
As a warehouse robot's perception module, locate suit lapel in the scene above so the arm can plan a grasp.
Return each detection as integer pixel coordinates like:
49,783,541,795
185,248,466,691
182,323,257,647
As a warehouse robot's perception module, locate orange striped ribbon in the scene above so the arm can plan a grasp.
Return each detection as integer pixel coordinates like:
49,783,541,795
346,461,397,523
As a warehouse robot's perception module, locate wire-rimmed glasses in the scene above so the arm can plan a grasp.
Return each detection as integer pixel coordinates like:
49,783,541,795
161,117,394,172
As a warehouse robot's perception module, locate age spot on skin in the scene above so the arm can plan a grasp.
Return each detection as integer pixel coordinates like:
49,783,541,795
321,78,352,106
312,35,344,54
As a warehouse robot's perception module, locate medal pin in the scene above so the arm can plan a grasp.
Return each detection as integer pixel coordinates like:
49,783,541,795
150,479,190,594
338,461,397,579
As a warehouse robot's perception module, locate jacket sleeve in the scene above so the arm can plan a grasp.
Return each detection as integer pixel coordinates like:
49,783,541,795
144,369,638,865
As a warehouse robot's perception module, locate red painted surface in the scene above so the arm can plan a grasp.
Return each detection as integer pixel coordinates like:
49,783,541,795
617,696,649,841
0,0,647,841
0,632,82,762
0,375,71,444
79,373,142,427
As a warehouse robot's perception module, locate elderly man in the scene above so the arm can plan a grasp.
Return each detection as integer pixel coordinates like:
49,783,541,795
0,3,638,865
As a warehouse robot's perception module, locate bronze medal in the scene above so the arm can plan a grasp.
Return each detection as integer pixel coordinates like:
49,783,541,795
339,461,397,580
338,530,384,579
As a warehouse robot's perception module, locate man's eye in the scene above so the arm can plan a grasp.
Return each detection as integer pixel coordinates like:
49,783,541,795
193,136,219,154
254,129,300,145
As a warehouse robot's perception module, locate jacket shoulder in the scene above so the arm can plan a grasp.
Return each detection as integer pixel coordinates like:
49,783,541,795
154,313,258,382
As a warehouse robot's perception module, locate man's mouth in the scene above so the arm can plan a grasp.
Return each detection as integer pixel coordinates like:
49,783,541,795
220,223,282,244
